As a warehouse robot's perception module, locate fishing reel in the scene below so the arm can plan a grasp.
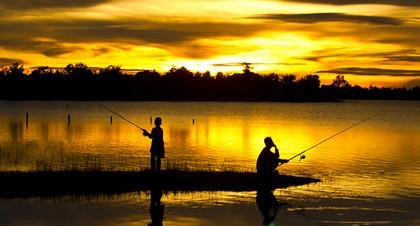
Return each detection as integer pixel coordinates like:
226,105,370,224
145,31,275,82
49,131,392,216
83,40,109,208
299,154,306,161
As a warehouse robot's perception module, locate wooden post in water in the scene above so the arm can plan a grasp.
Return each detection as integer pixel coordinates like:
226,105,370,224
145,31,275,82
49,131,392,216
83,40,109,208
67,113,71,126
26,112,29,129
110,116,113,125
66,104,71,126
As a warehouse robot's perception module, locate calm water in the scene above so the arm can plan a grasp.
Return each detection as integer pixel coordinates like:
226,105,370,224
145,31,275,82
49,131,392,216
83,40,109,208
0,101,419,225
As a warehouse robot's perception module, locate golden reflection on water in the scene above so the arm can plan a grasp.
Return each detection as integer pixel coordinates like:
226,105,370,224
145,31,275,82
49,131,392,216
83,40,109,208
0,101,419,199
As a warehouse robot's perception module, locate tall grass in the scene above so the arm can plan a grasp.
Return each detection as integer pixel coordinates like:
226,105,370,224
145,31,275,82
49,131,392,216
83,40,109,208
0,142,254,172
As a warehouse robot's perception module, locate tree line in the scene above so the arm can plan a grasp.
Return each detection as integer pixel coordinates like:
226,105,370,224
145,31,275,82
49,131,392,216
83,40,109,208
0,62,418,101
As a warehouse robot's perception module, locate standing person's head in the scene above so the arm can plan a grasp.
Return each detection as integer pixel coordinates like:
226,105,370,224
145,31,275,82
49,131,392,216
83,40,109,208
154,117,162,127
264,137,275,148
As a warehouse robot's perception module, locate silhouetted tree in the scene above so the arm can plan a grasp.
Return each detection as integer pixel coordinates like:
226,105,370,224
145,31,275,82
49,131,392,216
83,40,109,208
297,74,321,100
135,70,160,80
216,72,224,80
64,63,93,80
331,75,350,88
275,74,297,100
30,66,55,80
0,66,6,80
98,65,122,80
194,71,202,79
323,75,352,99
164,66,193,80
413,87,420,98
298,74,320,89
0,62,418,101
202,71,211,80
266,73,280,82
241,62,261,80
279,75,296,87
5,63,25,80
243,62,252,75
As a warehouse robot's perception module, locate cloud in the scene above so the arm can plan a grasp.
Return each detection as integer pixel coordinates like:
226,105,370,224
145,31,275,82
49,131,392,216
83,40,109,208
0,19,266,58
318,67,420,76
57,20,264,44
92,47,113,57
164,43,221,59
0,57,24,66
0,39,76,57
212,62,304,66
289,22,420,52
370,25,420,46
0,0,112,10
0,19,265,44
402,79,420,87
302,55,342,62
251,13,402,25
303,49,420,63
280,0,420,7
0,2,417,62
383,56,420,62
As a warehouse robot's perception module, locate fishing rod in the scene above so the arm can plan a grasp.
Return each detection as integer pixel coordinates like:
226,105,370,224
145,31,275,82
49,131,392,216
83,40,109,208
281,114,378,164
97,103,146,131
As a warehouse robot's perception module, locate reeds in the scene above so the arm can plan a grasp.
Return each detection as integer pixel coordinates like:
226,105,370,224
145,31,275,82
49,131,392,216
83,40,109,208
0,142,254,172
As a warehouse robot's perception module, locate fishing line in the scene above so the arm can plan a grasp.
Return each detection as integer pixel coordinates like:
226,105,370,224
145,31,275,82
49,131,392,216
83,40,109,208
281,114,378,165
97,103,145,131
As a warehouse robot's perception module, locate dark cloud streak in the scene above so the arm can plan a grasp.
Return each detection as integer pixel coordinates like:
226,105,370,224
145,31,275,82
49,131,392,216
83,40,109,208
303,49,420,63
281,0,420,7
0,57,24,66
0,0,113,10
318,67,420,76
384,56,420,62
252,13,402,25
0,19,266,57
212,62,304,66
0,39,76,57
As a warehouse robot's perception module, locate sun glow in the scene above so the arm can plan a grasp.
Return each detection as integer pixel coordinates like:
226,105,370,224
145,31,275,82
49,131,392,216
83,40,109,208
0,0,418,87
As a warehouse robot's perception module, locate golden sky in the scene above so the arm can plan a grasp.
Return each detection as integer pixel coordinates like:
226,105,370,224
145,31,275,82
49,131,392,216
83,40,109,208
0,0,419,87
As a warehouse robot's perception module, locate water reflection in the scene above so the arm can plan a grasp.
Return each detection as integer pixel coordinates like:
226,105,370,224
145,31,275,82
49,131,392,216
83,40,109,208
256,186,281,226
149,179,164,226
9,122,23,143
0,101,419,198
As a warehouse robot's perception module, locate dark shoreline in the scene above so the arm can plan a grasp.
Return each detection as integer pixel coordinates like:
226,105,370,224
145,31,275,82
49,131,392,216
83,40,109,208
1,64,419,101
0,170,320,198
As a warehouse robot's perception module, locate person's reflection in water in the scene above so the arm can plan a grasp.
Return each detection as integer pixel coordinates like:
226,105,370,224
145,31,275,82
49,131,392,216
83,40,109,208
256,186,279,226
148,180,164,226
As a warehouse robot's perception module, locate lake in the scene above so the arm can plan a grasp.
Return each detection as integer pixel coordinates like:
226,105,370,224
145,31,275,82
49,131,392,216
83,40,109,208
0,100,419,225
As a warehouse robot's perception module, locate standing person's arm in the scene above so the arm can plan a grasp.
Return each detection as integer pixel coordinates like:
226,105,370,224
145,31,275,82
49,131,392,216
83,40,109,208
142,128,153,139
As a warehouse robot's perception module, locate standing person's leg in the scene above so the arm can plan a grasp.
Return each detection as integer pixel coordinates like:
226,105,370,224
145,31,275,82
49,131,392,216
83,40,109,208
156,158,161,172
151,154,156,171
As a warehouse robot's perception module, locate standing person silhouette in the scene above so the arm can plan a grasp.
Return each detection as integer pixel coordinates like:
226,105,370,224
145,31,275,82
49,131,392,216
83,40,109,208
256,137,288,189
143,117,165,172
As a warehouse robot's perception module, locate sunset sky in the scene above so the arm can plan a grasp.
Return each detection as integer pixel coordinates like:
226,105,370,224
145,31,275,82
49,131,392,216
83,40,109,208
0,0,419,87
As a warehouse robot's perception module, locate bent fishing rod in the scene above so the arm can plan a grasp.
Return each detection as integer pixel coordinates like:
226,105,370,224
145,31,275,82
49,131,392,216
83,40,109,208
280,114,377,165
97,103,146,131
